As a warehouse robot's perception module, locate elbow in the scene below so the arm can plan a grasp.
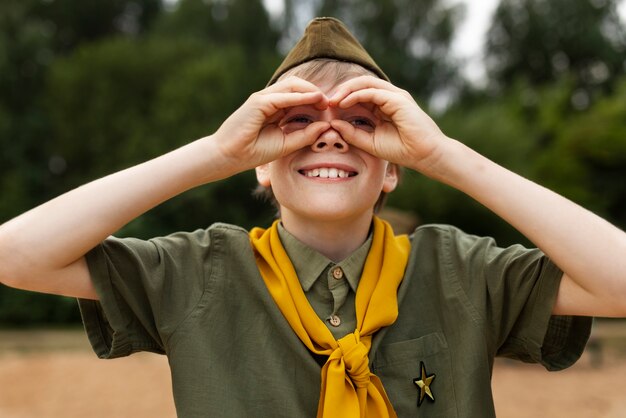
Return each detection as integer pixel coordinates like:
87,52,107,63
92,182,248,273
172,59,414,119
0,276,18,290
0,233,9,286
0,266,13,289
0,267,19,289
0,230,25,289
0,262,31,293
0,248,13,288
603,274,626,317
595,284,626,318
610,288,626,318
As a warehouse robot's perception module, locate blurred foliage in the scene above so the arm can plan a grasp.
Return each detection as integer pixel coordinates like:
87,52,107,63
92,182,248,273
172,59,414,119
391,75,626,245
0,0,625,325
533,78,626,225
390,82,542,244
486,0,625,94
44,37,277,236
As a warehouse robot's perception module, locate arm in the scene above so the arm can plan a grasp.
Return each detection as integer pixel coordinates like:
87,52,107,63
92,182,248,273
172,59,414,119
329,76,626,317
429,140,626,317
0,77,330,300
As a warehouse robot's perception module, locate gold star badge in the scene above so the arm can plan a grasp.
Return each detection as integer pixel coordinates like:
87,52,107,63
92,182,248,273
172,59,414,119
413,361,435,406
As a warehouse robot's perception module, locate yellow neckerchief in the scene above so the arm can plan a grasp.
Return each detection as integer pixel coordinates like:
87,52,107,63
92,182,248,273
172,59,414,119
249,216,410,418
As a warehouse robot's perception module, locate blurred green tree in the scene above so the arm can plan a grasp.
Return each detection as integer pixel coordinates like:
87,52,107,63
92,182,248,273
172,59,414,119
532,77,626,226
153,0,279,57
0,0,163,221
393,74,626,246
0,0,281,325
478,0,626,235
2,0,624,326
390,81,542,245
45,37,277,237
485,0,625,94
0,1,54,223
29,0,162,50
42,0,282,236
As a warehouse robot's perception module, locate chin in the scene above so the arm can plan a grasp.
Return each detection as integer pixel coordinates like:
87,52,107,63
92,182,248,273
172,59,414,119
283,202,375,224
274,188,379,221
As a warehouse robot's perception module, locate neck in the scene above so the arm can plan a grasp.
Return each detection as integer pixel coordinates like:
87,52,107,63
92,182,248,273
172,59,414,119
280,211,374,262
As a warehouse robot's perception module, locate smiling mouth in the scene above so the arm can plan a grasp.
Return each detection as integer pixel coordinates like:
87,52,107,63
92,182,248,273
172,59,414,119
298,168,357,179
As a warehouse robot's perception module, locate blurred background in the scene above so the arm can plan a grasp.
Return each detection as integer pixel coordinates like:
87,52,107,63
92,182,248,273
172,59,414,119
0,0,625,416
1,0,625,328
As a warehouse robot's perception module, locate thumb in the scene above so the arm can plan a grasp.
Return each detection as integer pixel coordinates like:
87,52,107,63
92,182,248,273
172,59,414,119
330,120,375,155
282,121,331,155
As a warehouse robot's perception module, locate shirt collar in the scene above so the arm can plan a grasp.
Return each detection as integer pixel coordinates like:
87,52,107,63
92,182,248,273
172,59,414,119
277,222,373,292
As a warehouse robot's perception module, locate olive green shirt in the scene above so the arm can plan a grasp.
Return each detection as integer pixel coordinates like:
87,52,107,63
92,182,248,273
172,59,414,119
277,222,372,339
78,223,591,417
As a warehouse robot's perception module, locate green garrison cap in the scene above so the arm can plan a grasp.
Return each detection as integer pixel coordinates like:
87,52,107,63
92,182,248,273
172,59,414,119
267,17,389,86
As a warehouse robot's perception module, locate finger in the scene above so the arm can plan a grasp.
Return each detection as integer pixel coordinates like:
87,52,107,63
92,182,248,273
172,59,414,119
330,120,377,155
282,121,331,154
264,109,286,125
260,91,328,118
334,88,397,115
265,76,323,94
263,77,330,111
329,75,400,106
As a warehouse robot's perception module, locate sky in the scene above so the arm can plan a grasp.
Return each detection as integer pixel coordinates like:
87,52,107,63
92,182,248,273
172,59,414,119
448,0,500,84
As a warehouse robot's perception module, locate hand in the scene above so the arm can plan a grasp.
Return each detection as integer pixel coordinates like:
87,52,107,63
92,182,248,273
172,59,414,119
328,76,448,174
212,77,331,174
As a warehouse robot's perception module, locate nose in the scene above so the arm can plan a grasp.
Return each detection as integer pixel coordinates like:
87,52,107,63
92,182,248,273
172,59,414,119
311,126,349,153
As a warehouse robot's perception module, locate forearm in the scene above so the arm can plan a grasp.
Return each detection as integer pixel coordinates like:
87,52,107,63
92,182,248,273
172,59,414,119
328,76,626,315
424,138,626,312
0,135,229,282
0,78,330,294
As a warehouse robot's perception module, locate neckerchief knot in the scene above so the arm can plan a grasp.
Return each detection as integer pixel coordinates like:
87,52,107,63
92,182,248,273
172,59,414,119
337,331,371,389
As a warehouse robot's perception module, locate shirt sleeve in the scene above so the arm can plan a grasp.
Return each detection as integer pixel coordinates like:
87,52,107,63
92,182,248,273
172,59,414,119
77,229,211,359
440,225,591,371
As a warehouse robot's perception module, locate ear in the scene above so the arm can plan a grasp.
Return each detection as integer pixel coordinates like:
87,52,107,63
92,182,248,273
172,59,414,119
255,164,272,187
382,163,398,193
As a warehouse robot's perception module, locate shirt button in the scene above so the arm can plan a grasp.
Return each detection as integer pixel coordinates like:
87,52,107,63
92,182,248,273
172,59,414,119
328,315,341,327
332,267,344,280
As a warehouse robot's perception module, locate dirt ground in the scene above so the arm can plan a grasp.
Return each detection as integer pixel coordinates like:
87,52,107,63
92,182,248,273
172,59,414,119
1,323,625,418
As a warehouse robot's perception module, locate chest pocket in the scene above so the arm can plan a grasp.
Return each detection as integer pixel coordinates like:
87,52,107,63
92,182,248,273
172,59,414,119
372,333,458,418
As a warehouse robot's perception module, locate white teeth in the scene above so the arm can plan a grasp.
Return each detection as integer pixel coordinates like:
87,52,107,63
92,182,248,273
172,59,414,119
305,169,320,177
302,168,351,178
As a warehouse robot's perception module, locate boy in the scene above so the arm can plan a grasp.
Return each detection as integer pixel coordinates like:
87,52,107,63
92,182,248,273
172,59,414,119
1,16,626,418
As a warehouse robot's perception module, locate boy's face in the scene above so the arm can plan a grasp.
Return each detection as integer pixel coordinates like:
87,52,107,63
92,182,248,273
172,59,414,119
255,76,398,225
